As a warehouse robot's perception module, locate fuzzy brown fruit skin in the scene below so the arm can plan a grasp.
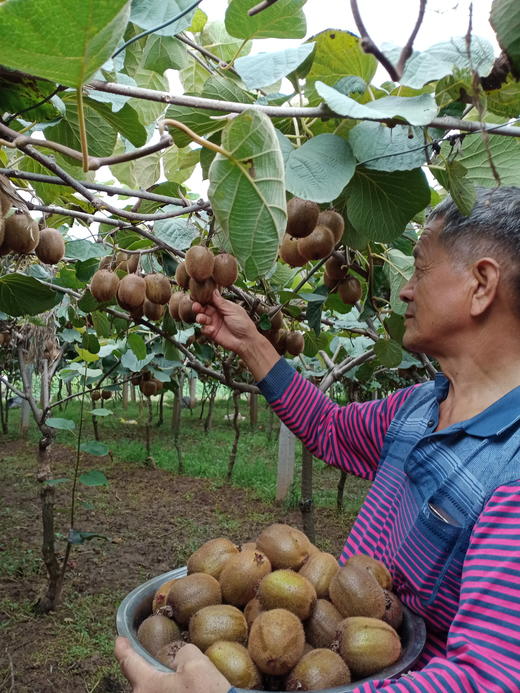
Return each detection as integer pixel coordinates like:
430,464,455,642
137,613,181,657
206,641,262,690
143,299,165,321
329,564,386,619
167,572,222,626
101,390,112,400
285,331,304,357
334,616,401,678
248,608,305,676
244,597,264,629
279,233,307,267
140,380,158,397
185,246,214,281
4,213,40,253
34,227,65,264
286,197,320,238
257,568,317,621
346,553,393,590
189,277,217,305
178,294,197,323
91,390,102,402
256,523,312,570
0,189,12,216
188,604,248,652
325,255,348,281
187,537,240,579
305,598,344,649
117,274,146,309
337,276,362,305
317,210,345,243
298,551,340,598
212,253,238,287
90,269,120,303
297,225,335,261
286,648,351,691
382,590,404,630
168,291,183,321
175,261,190,289
144,273,171,305
219,549,272,608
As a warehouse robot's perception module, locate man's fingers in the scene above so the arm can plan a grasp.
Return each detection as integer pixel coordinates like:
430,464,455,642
173,643,206,672
115,636,155,681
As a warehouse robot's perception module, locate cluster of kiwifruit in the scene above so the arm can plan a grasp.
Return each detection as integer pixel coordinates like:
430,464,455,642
169,248,239,324
254,305,305,358
0,191,65,263
136,523,403,691
91,388,113,402
131,369,164,398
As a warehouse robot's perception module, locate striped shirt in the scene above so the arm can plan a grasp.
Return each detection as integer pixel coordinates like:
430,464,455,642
257,358,520,692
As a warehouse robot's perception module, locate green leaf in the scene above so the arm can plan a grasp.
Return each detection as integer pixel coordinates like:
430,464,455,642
491,0,520,74
430,160,476,216
68,529,108,544
75,346,100,363
235,44,315,90
111,137,162,189
91,311,112,339
349,122,427,172
208,109,287,279
486,76,520,118
384,313,406,344
0,71,63,122
0,0,130,87
153,214,199,251
0,274,61,317
303,330,330,358
200,20,252,62
441,132,520,188
344,168,431,243
75,258,100,283
127,333,147,360
225,0,306,40
79,470,109,486
130,0,197,36
316,82,438,127
306,286,328,336
89,408,113,417
373,339,403,368
121,349,154,372
85,98,147,148
279,133,356,203
82,332,100,355
162,146,200,184
383,249,415,315
78,291,100,313
65,240,107,261
80,441,110,456
47,417,76,431
18,157,70,204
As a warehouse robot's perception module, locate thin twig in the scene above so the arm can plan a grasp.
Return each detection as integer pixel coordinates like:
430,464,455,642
248,0,280,16
350,0,400,81
395,0,427,76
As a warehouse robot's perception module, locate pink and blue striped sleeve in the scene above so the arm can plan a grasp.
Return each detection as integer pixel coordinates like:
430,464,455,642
257,358,417,480
354,482,520,691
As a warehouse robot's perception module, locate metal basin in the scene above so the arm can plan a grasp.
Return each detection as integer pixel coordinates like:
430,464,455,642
116,566,427,692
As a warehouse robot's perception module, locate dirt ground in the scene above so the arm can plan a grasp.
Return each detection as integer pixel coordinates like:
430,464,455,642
0,439,360,693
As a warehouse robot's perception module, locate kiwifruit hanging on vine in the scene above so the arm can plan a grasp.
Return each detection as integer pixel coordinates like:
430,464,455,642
317,210,345,243
286,197,320,238
137,613,181,657
286,648,351,691
90,269,119,302
187,537,240,579
117,274,146,309
323,271,339,290
126,253,139,273
329,564,386,619
337,276,362,305
333,617,401,678
273,329,288,356
185,245,215,281
140,380,158,397
34,227,65,264
153,378,164,393
98,255,114,270
178,294,197,323
325,256,348,281
346,553,393,590
168,291,183,321
382,590,404,630
248,608,305,676
175,261,190,289
285,331,305,357
256,523,312,570
218,548,272,607
167,572,222,626
91,390,102,402
189,604,248,652
212,252,238,287
3,213,40,253
101,389,112,400
143,299,165,322
129,302,144,321
299,551,339,598
279,233,307,267
144,273,171,305
297,225,335,261
206,641,262,690
305,598,344,649
257,569,317,620
189,277,217,305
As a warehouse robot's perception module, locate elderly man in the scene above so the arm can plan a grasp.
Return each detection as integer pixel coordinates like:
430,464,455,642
116,187,520,691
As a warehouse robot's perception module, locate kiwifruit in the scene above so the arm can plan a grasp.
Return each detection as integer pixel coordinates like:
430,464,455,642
248,608,305,676
101,389,112,400
240,541,257,552
185,246,214,281
297,225,335,261
206,641,262,690
129,302,144,321
298,551,339,598
337,276,362,305
346,553,393,590
168,291,183,320
153,378,164,393
90,269,119,302
137,613,181,657
382,590,403,630
189,277,217,305
329,564,386,619
286,648,351,691
285,331,304,357
98,255,114,270
117,274,146,309
3,213,39,254
219,548,272,608
34,227,65,264
272,329,288,356
187,537,240,579
155,640,187,670
91,390,102,402
244,597,264,629
212,253,238,287
323,271,339,290
305,598,344,649
126,253,139,273
257,569,317,621
333,616,401,678
317,210,345,243
143,299,165,321
325,256,347,281
166,572,222,626
141,370,152,382
256,523,312,570
279,233,307,267
0,189,12,216
152,578,177,612
178,294,196,323
140,380,158,397
286,198,320,239
188,604,247,651
175,261,190,289
144,273,171,304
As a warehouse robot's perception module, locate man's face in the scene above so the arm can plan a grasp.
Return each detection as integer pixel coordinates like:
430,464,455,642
399,218,474,356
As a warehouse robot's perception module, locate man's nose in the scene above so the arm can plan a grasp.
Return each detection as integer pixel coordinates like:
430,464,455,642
399,280,413,303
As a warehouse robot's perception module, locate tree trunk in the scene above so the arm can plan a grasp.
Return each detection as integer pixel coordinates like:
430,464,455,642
131,385,136,403
266,405,276,442
20,363,33,437
189,375,197,408
249,392,258,430
171,376,184,473
226,391,241,482
337,470,347,510
156,390,164,426
276,423,296,501
300,444,315,543
204,386,217,433
0,381,7,434
122,381,129,409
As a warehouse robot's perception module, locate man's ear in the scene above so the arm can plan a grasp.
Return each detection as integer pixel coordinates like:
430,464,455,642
470,257,500,317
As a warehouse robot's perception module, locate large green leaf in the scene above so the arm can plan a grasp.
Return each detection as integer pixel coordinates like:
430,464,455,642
80,441,110,456
130,0,197,36
85,98,147,148
65,240,107,261
111,138,162,189
235,44,315,90
162,146,200,184
18,157,71,205
278,133,356,203
153,214,199,250
208,109,287,279
430,160,476,216
0,70,63,122
344,168,431,243
127,333,147,361
47,417,76,431
383,249,415,315
491,0,520,74
316,82,438,127
373,339,403,368
0,274,61,317
0,0,130,87
348,122,427,172
442,131,520,187
486,76,520,119
225,0,306,40
200,20,252,62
